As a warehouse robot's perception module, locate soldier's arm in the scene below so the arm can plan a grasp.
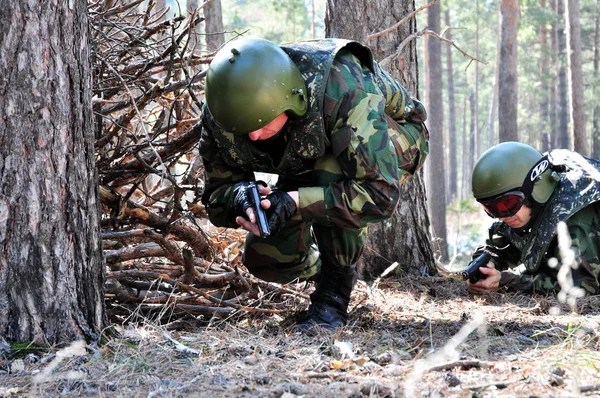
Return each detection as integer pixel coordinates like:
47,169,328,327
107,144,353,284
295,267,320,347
199,107,254,228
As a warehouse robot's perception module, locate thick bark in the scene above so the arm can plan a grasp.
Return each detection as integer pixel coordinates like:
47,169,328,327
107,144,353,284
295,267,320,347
498,0,519,142
425,1,448,261
325,0,435,277
565,0,587,154
0,0,104,343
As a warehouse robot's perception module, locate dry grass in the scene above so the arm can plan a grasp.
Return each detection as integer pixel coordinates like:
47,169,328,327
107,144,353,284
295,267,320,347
1,276,599,398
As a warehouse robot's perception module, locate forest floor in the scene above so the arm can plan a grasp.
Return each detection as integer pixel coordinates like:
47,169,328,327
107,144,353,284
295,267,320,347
2,207,600,397
1,276,600,398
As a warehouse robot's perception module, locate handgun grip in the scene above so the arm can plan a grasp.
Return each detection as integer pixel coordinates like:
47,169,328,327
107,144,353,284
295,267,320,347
248,183,270,238
461,251,492,283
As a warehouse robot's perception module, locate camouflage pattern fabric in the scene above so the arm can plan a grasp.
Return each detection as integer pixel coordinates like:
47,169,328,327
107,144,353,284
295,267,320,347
199,39,428,283
478,150,600,295
496,204,600,295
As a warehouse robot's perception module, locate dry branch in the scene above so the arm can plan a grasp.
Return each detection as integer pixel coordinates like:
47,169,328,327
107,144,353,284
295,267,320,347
91,0,307,326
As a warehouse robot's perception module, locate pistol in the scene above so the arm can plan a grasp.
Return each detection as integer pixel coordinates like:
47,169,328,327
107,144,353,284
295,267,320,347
461,251,492,283
247,182,270,238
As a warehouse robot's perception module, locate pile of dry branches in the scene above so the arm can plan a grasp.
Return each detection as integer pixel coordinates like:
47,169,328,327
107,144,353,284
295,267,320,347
90,0,307,326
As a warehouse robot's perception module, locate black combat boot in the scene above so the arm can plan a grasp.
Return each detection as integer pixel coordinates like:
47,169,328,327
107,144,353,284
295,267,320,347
295,263,357,333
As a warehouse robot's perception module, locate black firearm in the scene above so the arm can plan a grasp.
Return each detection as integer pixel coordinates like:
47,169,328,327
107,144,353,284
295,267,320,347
461,251,492,283
247,182,270,238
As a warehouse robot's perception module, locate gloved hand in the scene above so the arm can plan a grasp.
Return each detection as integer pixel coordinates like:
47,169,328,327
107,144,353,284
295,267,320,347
227,181,254,226
265,190,297,235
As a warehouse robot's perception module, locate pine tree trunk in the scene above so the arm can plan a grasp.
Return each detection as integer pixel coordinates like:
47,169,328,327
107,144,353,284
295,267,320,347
593,7,600,158
325,0,435,277
498,0,519,142
540,0,551,152
556,0,571,148
565,0,587,154
487,2,501,150
425,0,448,261
0,0,104,344
204,0,225,52
445,11,458,202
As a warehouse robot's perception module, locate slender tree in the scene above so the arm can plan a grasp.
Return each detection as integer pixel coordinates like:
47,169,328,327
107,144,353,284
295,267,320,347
426,0,448,261
565,0,587,154
540,0,551,152
556,0,570,148
325,0,435,277
474,0,482,157
204,0,225,52
487,2,501,150
445,10,458,202
498,0,519,142
0,0,104,344
593,3,600,158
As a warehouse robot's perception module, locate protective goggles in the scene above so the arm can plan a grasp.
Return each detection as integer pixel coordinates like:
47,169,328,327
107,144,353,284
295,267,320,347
478,190,526,218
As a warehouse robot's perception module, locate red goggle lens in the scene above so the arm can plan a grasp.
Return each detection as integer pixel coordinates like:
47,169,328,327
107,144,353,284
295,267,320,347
480,191,525,218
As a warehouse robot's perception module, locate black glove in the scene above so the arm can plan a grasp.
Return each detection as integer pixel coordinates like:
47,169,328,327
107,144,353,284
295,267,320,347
227,181,254,226
265,190,297,235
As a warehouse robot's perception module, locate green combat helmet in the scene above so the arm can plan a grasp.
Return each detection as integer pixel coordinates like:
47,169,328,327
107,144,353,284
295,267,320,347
205,37,308,134
472,141,557,204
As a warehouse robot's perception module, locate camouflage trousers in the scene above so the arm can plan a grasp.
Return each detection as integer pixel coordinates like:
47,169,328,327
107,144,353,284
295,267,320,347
243,153,367,284
243,120,428,284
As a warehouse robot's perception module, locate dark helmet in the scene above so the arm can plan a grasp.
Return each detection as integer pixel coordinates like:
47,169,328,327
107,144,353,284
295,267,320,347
204,37,308,134
472,142,557,204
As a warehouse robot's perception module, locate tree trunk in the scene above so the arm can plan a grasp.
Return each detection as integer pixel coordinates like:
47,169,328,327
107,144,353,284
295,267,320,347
445,10,458,202
474,0,482,157
540,0,551,152
556,0,570,148
550,0,559,150
593,5,600,158
498,0,519,143
425,1,448,261
0,0,104,344
565,0,587,154
462,95,470,199
325,0,435,277
204,0,225,52
487,2,501,150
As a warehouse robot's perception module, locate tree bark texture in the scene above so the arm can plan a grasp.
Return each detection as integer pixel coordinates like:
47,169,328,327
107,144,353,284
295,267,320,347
425,0,448,261
325,0,435,277
565,0,587,154
498,0,519,143
0,0,105,343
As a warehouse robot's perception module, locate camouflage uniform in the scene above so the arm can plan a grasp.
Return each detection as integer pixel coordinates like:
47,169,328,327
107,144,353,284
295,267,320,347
479,150,600,295
199,39,429,283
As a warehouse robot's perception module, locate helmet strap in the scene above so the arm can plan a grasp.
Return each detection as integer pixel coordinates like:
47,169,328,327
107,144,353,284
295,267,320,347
521,155,550,197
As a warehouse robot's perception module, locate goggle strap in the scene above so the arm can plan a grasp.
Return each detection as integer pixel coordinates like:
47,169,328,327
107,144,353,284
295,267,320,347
521,155,550,197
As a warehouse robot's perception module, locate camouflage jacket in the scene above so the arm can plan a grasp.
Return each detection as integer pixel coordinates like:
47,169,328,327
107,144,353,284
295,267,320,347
199,39,428,229
483,150,600,295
